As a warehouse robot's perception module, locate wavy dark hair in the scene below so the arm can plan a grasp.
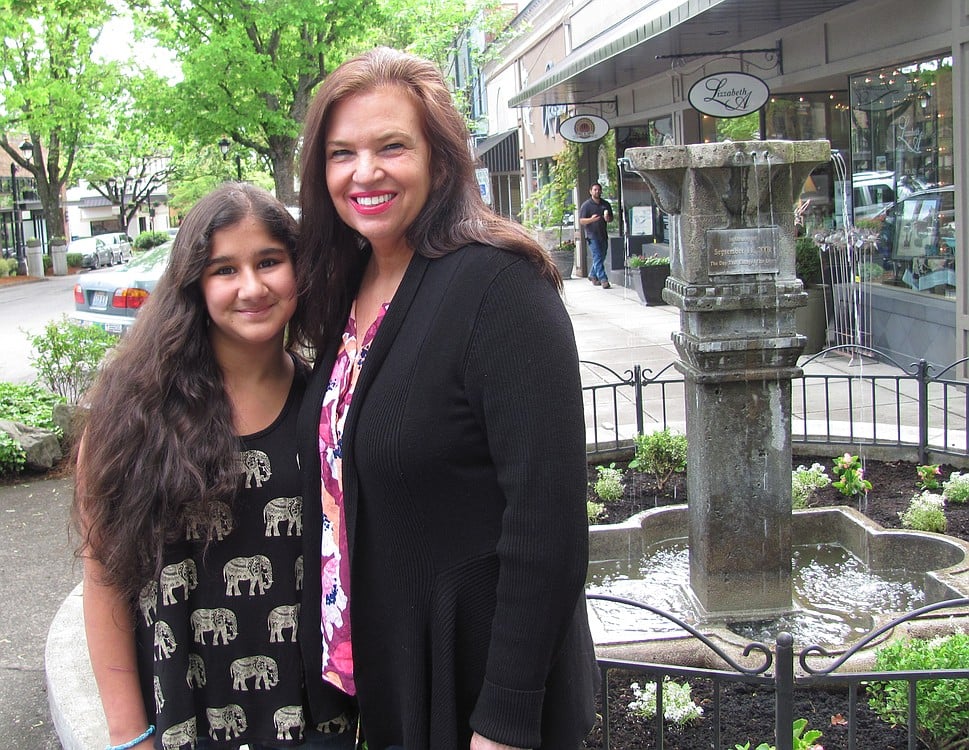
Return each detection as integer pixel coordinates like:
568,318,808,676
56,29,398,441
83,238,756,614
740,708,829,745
73,182,306,604
298,46,559,352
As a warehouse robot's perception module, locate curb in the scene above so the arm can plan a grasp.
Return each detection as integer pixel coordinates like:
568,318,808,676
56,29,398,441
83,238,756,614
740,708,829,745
45,582,108,750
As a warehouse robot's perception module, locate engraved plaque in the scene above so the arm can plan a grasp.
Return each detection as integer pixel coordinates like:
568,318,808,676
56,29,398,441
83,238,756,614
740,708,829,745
706,228,778,275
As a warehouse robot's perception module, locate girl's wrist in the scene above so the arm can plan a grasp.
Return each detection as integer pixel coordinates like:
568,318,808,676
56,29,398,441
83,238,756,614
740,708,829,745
106,724,155,750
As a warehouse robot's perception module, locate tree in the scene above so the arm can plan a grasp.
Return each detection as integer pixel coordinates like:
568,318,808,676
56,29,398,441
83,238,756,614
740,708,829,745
138,0,381,204
73,72,181,233
0,0,117,241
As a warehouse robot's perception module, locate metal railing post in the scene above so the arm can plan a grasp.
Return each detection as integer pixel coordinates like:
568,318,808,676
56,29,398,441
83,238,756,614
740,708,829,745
916,359,929,464
634,364,644,436
775,632,794,750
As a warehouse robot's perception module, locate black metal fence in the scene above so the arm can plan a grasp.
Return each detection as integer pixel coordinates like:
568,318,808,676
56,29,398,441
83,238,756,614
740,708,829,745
581,346,969,465
583,346,969,748
589,594,969,750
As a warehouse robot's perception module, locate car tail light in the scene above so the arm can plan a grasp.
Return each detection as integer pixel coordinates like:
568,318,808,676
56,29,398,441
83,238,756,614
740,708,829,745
112,288,150,309
73,284,84,305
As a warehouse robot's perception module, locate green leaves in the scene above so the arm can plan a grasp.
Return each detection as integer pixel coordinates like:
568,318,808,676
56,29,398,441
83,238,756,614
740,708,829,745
27,316,116,403
869,633,969,749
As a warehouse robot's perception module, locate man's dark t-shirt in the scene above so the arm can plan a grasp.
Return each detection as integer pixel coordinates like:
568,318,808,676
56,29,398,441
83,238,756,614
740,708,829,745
579,198,612,243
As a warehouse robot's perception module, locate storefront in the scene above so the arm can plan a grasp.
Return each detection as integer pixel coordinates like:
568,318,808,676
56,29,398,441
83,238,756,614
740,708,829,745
504,0,967,367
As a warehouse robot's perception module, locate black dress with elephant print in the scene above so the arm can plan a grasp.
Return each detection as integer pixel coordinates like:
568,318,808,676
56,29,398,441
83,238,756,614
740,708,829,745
134,368,349,748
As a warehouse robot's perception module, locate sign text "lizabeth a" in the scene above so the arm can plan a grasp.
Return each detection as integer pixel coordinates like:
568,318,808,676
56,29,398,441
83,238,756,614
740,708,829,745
688,72,770,118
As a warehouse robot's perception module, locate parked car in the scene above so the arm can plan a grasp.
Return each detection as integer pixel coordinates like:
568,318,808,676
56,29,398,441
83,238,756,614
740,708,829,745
876,186,956,294
70,236,113,269
851,171,926,222
71,241,172,334
100,232,133,264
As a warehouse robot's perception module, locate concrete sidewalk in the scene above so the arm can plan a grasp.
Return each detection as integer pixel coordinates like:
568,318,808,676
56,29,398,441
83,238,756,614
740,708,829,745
0,476,79,750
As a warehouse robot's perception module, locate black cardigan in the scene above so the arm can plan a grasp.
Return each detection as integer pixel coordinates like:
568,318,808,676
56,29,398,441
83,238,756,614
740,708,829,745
298,245,597,749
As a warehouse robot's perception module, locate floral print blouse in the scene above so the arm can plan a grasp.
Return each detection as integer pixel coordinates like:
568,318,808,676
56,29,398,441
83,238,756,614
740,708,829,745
317,300,388,695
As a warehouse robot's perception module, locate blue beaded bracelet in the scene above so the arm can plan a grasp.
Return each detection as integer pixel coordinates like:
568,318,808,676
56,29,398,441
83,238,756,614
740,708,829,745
105,724,155,750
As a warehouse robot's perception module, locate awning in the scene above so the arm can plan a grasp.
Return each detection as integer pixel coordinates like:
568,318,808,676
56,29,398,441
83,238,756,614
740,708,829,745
509,0,857,108
474,128,520,173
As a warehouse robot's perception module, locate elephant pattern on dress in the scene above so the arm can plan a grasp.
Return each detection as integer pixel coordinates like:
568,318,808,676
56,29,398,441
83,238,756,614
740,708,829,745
223,555,273,596
229,655,279,691
160,559,198,605
267,604,299,643
263,495,302,536
154,676,165,714
135,372,342,747
240,449,272,488
205,703,248,740
160,716,196,750
154,620,177,660
186,653,206,688
139,580,158,626
273,705,304,740
185,500,234,542
190,607,238,646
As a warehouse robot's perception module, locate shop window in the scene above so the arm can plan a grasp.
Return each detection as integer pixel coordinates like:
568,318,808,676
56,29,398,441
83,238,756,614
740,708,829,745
616,122,669,254
849,56,955,299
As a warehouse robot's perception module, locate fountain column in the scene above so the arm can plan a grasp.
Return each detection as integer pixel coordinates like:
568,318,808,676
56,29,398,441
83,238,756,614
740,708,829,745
624,140,830,620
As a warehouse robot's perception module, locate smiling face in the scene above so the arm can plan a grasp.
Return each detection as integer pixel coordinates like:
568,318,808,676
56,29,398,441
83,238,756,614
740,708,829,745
324,85,432,257
201,215,297,352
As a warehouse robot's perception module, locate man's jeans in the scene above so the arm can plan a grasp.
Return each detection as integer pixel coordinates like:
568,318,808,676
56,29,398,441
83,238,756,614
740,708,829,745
587,234,608,282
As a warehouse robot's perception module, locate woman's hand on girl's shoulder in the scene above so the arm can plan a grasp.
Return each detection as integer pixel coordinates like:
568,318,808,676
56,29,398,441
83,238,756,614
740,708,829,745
469,731,529,750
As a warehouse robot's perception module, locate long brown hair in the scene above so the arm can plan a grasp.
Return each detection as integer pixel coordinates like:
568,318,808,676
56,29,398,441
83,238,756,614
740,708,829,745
73,182,305,604
298,46,559,352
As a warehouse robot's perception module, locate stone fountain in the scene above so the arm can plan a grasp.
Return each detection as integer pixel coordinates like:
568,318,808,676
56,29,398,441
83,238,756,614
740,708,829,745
624,140,830,621
589,140,969,667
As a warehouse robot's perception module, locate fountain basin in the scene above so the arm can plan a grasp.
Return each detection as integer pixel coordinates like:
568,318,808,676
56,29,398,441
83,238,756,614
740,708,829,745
588,505,969,669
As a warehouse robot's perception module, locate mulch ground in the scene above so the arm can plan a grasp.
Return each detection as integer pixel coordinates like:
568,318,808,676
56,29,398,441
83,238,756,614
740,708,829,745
582,454,969,749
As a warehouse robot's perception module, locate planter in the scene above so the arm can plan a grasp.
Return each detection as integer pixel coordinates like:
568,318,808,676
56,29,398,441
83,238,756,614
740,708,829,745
550,250,574,279
629,264,670,305
796,285,828,354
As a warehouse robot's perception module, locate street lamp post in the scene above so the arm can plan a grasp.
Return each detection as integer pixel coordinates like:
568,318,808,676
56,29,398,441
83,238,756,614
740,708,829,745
13,139,33,275
218,137,243,181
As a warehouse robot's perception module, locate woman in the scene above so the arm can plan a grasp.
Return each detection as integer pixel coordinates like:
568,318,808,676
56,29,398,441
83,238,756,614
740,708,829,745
75,183,356,749
296,48,597,749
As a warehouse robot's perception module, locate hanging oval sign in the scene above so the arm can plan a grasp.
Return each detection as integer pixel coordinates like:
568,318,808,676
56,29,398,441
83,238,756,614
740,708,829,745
688,72,770,118
559,114,610,143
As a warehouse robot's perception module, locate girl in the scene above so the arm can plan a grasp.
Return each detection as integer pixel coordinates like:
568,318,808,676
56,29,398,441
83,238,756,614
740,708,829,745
74,183,356,750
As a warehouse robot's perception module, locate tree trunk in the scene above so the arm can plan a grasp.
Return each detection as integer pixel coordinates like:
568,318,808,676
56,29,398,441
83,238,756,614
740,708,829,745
270,136,299,206
34,177,67,242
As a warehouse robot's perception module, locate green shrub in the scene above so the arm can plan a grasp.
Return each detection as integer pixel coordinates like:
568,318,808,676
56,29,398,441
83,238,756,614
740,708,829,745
734,718,823,750
4,258,18,276
66,252,83,268
27,317,117,403
832,453,872,497
898,492,947,533
795,236,822,287
0,432,26,475
587,500,605,524
594,463,625,502
133,230,171,250
629,429,687,491
916,463,942,491
792,462,831,509
942,471,969,504
868,633,969,749
0,382,67,436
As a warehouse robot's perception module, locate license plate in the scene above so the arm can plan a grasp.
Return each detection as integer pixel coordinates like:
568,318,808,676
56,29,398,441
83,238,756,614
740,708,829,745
91,291,110,310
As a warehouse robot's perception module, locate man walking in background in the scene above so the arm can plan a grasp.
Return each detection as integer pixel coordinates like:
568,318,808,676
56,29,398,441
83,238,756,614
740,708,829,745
579,182,613,289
